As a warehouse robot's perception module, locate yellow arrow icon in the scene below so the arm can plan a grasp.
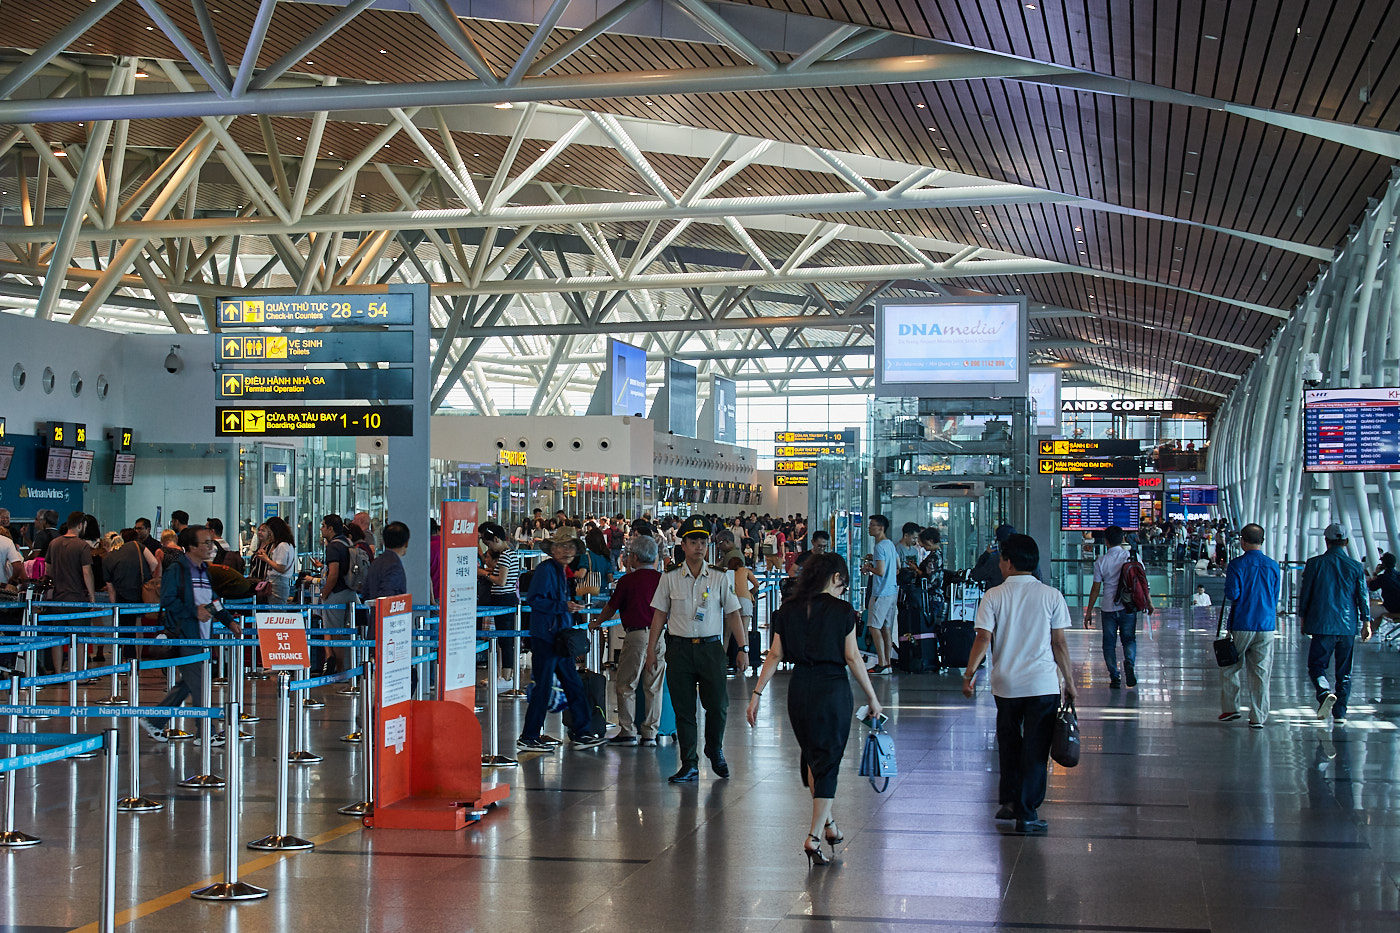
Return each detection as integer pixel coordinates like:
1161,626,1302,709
222,374,242,396
222,410,241,431
221,336,241,359
1039,440,1053,455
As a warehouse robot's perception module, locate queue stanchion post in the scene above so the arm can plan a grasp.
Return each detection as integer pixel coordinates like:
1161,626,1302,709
340,644,362,744
68,634,98,759
339,626,360,695
482,630,517,769
238,639,260,724
99,727,118,933
288,675,322,765
178,653,225,789
191,700,268,902
302,611,325,710
97,607,125,706
248,672,313,851
338,657,374,817
233,643,253,740
161,657,195,740
0,676,40,847
117,659,162,812
504,604,528,699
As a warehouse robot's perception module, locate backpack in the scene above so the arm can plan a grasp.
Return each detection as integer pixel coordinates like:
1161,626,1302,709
1115,559,1152,614
341,539,371,594
762,532,778,555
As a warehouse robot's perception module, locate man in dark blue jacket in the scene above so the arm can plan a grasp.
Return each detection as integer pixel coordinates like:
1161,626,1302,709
141,525,241,741
517,527,604,751
361,521,409,602
1298,523,1369,723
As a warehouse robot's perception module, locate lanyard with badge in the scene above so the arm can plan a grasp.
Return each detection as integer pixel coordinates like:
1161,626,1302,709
691,569,711,629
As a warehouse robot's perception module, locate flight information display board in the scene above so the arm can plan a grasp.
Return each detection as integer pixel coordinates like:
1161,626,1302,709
1061,487,1140,531
1304,388,1400,472
112,453,136,485
67,448,94,482
1181,483,1219,505
0,445,12,480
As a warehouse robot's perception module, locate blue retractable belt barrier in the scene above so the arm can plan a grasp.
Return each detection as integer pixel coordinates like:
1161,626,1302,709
413,651,438,665
78,636,260,647
0,732,96,744
0,704,223,719
288,665,365,691
0,636,70,654
1,660,131,691
0,624,162,634
308,638,375,648
24,610,120,622
138,651,211,671
0,733,106,772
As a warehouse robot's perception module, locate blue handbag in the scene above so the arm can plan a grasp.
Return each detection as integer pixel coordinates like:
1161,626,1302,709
857,717,896,792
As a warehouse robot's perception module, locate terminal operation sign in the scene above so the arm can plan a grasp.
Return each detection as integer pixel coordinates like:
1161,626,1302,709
217,294,413,327
218,331,413,363
217,369,412,400
216,405,413,436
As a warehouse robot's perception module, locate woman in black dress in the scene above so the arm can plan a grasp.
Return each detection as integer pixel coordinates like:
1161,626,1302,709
745,552,882,866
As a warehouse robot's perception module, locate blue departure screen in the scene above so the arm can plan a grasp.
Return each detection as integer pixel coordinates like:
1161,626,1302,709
1061,488,1140,531
1181,484,1218,505
1304,388,1400,472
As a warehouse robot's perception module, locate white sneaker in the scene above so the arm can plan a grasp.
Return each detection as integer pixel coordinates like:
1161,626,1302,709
1317,693,1337,720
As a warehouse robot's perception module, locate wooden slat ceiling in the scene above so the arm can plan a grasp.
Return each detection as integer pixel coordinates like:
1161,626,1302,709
2,0,1397,405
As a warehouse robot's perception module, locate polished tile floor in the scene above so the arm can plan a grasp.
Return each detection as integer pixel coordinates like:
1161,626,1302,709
3,609,1399,932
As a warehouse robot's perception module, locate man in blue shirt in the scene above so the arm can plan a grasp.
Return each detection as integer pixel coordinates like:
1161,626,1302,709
361,521,409,602
1218,523,1280,729
861,514,900,674
1298,523,1370,723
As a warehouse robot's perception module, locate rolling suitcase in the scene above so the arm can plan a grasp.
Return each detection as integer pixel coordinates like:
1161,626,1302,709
562,669,608,737
939,620,977,670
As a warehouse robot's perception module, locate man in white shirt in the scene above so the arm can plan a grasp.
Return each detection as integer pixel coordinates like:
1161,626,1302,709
647,515,745,783
0,529,24,674
962,533,1076,835
1082,525,1137,688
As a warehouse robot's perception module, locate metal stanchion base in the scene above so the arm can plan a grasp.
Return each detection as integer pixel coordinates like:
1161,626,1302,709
339,731,361,743
72,749,100,759
302,696,325,710
177,773,227,789
117,795,164,812
20,712,50,721
337,684,359,696
288,751,322,764
247,669,272,680
211,677,229,687
337,800,371,816
482,755,518,768
247,833,314,851
161,728,195,741
502,689,528,699
95,696,127,707
190,881,268,901
239,713,261,723
0,830,41,848
237,730,254,741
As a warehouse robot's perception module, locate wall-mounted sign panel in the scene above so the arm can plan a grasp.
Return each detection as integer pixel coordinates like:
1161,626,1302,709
775,430,856,445
712,376,737,445
1062,398,1209,414
775,460,819,473
1303,387,1400,472
218,331,414,364
1028,369,1061,433
216,368,412,400
217,294,413,328
775,445,849,457
775,474,809,487
1061,487,1140,531
215,405,413,437
667,358,698,437
875,297,1027,398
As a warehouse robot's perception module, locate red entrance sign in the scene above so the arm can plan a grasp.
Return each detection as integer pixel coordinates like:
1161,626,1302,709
254,611,309,669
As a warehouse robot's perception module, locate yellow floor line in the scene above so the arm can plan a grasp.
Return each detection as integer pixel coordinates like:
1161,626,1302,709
68,819,364,933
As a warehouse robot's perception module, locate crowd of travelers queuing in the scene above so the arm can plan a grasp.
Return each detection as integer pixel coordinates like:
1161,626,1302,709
2,499,1396,848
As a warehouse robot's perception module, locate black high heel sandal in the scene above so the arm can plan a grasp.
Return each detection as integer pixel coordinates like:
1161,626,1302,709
824,819,843,845
804,834,831,866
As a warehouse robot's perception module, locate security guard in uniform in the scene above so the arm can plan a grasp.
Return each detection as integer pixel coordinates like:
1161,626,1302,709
646,515,746,783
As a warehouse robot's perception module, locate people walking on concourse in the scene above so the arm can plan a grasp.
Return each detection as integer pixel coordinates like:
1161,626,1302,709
646,515,745,783
592,535,665,746
1298,523,1369,724
745,552,881,866
1217,523,1280,729
962,533,1076,835
1082,524,1138,688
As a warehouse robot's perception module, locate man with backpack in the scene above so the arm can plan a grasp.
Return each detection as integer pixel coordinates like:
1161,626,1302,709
1083,525,1152,689
318,513,365,675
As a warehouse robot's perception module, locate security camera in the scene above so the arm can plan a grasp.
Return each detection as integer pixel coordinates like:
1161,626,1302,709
164,344,183,374
1302,352,1324,386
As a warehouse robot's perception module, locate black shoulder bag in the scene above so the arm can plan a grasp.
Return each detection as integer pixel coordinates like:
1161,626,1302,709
1213,598,1240,667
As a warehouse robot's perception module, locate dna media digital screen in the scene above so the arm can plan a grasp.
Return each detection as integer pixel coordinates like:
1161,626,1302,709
874,297,1027,398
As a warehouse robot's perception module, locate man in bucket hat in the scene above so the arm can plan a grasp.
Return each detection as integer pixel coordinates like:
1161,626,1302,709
1298,522,1369,724
646,515,745,783
517,526,605,751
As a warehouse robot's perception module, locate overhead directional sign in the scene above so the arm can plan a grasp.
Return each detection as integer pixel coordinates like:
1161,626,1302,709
217,368,413,400
775,445,849,457
217,294,413,328
218,331,414,363
775,474,810,487
1038,439,1141,458
216,405,413,437
1038,457,1138,477
775,430,856,445
775,460,820,473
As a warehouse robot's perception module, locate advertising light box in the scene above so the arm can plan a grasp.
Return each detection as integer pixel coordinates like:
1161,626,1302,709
609,338,647,417
1028,369,1060,432
875,297,1027,398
